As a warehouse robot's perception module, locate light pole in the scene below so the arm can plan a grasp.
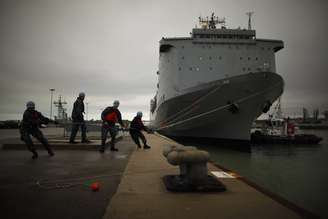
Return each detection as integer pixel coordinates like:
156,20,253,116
86,102,89,121
49,88,55,119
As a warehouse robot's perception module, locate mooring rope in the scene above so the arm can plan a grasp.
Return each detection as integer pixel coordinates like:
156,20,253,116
157,81,283,130
0,167,177,190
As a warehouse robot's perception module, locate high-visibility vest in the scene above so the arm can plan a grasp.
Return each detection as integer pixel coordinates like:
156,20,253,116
105,111,117,123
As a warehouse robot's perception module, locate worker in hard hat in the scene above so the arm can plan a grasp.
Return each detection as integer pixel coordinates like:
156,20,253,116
69,92,91,144
100,100,125,152
129,111,151,149
20,101,57,159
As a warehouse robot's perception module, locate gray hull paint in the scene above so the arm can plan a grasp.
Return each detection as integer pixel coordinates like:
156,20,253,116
152,72,284,141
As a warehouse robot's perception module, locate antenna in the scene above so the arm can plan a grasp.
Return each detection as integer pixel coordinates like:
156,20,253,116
246,12,254,30
199,13,221,29
53,95,68,121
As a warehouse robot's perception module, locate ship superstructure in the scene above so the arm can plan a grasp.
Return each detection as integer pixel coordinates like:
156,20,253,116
150,13,284,142
54,95,68,121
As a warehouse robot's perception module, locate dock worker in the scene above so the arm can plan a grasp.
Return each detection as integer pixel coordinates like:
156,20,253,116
20,101,57,159
129,111,151,149
100,100,125,152
69,92,91,144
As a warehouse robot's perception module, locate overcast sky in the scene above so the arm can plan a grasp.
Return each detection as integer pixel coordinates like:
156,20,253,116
1,0,327,120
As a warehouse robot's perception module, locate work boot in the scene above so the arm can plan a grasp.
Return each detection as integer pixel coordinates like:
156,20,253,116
48,150,55,157
81,139,92,144
144,145,151,149
110,147,118,152
137,145,141,149
99,147,105,153
31,152,38,159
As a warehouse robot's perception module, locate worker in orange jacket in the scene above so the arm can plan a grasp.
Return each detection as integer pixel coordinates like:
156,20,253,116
100,100,124,152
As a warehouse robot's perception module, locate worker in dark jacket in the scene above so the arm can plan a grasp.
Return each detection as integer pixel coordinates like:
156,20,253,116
69,92,90,143
129,111,151,149
100,100,125,152
20,101,57,159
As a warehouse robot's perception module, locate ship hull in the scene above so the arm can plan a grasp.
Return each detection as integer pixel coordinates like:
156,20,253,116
151,72,284,142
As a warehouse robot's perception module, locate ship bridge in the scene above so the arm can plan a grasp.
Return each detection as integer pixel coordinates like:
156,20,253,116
191,13,256,44
192,28,256,44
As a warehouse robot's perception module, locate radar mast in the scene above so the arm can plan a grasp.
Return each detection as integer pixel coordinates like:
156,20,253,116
53,95,68,121
198,13,225,29
246,12,254,30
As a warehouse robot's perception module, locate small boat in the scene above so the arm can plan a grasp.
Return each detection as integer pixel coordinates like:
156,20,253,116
251,131,323,144
251,98,323,145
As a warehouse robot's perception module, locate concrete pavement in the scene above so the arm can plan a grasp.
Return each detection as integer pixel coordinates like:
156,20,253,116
104,133,305,219
0,129,314,219
0,128,135,219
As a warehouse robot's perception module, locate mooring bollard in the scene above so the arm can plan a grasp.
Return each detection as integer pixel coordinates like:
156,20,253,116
162,145,226,192
163,145,197,175
167,149,210,184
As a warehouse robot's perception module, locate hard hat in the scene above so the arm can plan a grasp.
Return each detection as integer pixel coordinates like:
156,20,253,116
79,92,85,98
26,101,35,109
137,111,143,117
113,100,120,107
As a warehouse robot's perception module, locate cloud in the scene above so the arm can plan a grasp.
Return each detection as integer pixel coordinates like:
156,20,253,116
0,0,328,121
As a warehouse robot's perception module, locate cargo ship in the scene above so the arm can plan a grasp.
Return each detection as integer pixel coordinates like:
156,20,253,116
150,13,284,143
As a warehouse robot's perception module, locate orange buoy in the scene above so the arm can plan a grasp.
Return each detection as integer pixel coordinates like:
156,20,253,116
90,182,100,191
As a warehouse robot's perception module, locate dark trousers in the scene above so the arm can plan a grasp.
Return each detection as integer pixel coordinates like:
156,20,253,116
21,128,52,154
70,121,87,142
129,130,147,147
101,124,117,149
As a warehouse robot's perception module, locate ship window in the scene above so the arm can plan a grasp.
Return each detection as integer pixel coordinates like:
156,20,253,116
243,67,246,71
219,56,222,60
267,47,271,50
255,57,258,60
181,46,185,49
181,56,184,59
202,45,205,49
240,57,243,60
261,47,264,50
209,56,212,60
189,67,192,71
248,68,251,71
209,67,213,70
160,44,173,53
236,46,239,49
208,46,211,49
178,67,182,71
248,57,251,60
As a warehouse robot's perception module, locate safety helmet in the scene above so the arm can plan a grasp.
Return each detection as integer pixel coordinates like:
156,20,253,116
26,101,35,109
113,100,120,108
137,111,143,117
79,92,85,98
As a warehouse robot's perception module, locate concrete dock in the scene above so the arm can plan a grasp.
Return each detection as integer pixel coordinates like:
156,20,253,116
0,128,315,219
0,129,133,219
103,133,307,219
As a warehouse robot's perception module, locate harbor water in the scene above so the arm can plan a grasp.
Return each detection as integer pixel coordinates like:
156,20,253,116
190,130,328,218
